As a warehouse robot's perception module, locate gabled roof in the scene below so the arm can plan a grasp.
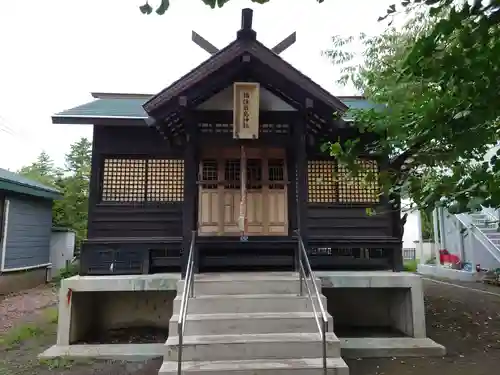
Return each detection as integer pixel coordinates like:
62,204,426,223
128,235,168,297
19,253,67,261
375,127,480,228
143,38,348,117
0,168,61,200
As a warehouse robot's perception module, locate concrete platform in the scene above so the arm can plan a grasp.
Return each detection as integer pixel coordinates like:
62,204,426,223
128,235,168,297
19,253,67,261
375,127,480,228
40,337,445,361
43,271,445,362
340,337,445,358
417,264,478,282
40,343,164,361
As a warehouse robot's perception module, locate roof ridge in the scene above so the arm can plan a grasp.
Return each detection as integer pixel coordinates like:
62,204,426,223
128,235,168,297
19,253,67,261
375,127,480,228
0,167,60,194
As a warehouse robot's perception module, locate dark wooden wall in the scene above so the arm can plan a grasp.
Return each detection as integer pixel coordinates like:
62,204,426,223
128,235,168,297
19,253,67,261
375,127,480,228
88,126,184,240
87,125,398,241
307,205,392,238
81,122,401,274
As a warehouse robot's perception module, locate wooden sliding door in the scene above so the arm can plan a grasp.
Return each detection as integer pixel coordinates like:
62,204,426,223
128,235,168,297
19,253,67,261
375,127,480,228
198,147,288,236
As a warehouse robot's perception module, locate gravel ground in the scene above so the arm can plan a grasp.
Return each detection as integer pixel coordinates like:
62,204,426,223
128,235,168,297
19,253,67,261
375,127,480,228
346,278,500,375
0,278,499,375
0,286,58,334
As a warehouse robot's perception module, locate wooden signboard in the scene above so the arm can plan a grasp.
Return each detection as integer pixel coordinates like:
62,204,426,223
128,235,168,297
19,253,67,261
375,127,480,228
233,82,260,139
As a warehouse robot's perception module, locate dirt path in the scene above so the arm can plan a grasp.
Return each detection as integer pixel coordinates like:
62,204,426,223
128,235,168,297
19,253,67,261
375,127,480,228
0,285,58,334
0,285,162,375
1,279,499,375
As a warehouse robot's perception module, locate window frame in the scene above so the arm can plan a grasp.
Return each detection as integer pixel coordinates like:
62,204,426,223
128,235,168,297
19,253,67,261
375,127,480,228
98,157,185,204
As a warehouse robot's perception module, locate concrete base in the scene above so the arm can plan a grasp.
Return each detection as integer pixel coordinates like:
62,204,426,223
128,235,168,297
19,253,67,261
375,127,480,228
318,271,427,338
41,271,445,361
0,267,48,295
40,337,445,361
417,264,478,282
40,343,164,361
341,338,445,358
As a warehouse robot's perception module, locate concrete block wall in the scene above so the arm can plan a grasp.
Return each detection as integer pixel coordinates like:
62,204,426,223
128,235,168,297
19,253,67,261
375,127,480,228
55,272,427,346
57,275,179,345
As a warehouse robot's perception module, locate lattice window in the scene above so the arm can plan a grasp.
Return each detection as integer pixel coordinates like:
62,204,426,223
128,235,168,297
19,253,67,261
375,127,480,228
224,159,241,189
269,159,285,190
260,123,289,134
247,159,262,189
198,123,233,134
307,161,337,203
337,159,379,203
308,247,389,259
147,159,184,202
307,159,379,204
201,159,218,189
102,159,147,202
101,158,184,203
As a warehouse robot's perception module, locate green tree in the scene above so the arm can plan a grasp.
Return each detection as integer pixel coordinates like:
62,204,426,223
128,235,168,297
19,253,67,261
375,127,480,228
18,138,92,249
18,151,60,188
323,3,500,221
55,138,92,247
138,0,326,15
420,208,434,241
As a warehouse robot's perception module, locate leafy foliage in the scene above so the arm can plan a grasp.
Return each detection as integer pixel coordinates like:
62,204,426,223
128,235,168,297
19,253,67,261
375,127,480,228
18,151,59,189
139,0,325,15
18,138,91,249
323,0,500,215
420,208,434,240
51,262,79,286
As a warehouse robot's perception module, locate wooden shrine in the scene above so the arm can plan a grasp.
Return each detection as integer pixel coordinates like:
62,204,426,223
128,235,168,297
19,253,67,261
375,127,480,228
53,9,403,275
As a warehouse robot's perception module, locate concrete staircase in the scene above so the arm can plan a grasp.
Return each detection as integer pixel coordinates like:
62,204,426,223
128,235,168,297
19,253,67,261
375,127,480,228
470,212,500,243
467,212,500,266
159,272,348,375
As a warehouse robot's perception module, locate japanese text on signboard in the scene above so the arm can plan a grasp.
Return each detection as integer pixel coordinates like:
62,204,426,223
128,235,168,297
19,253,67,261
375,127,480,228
242,91,251,129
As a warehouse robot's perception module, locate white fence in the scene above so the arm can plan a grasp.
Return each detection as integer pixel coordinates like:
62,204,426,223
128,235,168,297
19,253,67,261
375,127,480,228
403,247,416,261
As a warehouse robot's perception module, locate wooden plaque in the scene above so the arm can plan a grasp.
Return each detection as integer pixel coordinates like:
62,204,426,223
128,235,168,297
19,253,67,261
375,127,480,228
233,82,260,139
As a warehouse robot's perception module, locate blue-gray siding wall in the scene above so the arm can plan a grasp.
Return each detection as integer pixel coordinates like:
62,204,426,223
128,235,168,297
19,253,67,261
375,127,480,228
3,195,52,270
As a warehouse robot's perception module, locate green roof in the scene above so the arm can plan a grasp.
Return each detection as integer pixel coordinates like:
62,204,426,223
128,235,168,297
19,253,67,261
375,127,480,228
52,95,378,124
0,168,62,200
338,96,384,120
54,98,149,119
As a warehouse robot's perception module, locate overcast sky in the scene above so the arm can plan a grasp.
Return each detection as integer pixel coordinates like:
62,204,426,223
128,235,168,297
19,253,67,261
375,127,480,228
0,0,393,171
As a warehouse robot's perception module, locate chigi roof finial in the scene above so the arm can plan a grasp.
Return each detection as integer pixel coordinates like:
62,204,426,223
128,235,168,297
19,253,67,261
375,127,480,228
237,8,257,41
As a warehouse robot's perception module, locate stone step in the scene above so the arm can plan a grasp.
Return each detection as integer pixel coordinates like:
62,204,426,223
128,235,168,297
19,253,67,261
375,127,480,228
481,227,498,232
170,312,333,335
178,275,321,296
173,294,327,314
470,213,487,218
158,357,349,375
165,332,341,361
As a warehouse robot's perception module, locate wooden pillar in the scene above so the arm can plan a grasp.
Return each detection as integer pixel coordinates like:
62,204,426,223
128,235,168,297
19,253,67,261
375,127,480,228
86,126,101,239
83,127,102,275
286,147,297,235
295,101,311,271
181,98,198,277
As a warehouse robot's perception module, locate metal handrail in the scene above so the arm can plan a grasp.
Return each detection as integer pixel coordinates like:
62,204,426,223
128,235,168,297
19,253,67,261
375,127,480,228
456,213,500,263
177,230,196,375
480,206,500,225
295,230,328,375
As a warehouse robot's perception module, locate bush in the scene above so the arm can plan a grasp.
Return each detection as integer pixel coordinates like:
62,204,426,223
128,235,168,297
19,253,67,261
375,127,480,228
52,261,79,286
404,260,418,272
